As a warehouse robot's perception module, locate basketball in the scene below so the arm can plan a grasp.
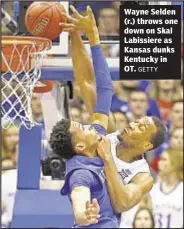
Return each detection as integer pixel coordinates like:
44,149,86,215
24,2,67,40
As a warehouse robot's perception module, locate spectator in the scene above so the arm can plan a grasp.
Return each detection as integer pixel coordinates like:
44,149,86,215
133,207,155,228
149,147,183,228
168,100,183,132
81,104,91,124
2,125,19,162
112,110,129,132
31,94,43,123
111,81,161,119
151,126,183,173
1,143,19,227
150,80,182,122
69,103,82,123
170,127,183,149
98,7,119,36
128,89,149,122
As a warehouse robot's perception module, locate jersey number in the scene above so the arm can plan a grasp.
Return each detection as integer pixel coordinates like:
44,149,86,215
157,213,171,228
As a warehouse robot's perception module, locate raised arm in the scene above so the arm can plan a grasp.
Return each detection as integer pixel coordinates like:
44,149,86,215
62,6,113,131
70,30,96,116
97,137,153,213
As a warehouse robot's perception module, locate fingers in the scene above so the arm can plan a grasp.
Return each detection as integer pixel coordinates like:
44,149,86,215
87,5,94,19
86,200,90,210
92,199,100,210
70,5,82,19
99,135,109,144
59,22,76,33
61,12,78,24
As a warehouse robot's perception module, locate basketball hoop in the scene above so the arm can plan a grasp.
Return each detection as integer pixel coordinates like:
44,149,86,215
1,36,52,129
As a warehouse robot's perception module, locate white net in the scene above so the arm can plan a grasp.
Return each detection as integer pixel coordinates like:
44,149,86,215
1,36,51,129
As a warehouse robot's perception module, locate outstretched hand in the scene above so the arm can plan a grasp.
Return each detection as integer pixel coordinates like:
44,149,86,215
59,5,97,34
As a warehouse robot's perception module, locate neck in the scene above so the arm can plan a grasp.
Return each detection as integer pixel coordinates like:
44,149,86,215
83,148,98,158
116,143,141,163
159,90,173,102
162,172,180,186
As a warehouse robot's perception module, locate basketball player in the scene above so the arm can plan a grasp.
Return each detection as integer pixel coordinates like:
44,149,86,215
49,6,167,227
148,147,183,228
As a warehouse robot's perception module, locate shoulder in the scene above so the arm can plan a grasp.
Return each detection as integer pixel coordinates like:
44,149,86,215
69,169,97,190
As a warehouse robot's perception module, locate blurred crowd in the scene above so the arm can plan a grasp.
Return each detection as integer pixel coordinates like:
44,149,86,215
1,1,183,228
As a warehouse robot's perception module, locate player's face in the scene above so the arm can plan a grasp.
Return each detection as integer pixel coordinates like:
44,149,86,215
134,209,153,228
158,151,174,177
118,117,157,151
69,121,101,153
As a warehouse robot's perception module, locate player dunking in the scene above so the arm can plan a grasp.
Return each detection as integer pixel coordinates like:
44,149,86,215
49,6,167,228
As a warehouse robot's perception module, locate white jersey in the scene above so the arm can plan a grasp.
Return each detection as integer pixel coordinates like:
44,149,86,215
150,181,183,228
107,131,151,185
107,131,151,228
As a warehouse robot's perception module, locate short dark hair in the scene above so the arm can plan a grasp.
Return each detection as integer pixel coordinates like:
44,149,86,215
129,88,149,99
150,116,167,150
49,119,76,160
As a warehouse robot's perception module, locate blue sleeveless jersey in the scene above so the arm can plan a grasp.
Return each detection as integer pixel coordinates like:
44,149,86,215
61,156,121,228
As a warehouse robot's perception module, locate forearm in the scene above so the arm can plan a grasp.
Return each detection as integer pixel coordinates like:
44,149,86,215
70,31,96,115
103,157,134,212
71,31,94,84
104,160,153,212
90,44,113,117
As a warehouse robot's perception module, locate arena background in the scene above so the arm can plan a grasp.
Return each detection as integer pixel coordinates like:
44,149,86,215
1,1,183,228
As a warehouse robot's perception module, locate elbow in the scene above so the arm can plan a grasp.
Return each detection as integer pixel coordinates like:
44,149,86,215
114,202,131,213
113,198,132,213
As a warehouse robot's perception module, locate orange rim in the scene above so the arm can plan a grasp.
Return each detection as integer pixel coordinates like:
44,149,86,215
1,36,52,51
1,36,51,72
34,81,55,93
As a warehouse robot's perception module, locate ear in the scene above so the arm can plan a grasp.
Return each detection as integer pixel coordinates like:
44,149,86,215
75,143,86,153
143,142,153,151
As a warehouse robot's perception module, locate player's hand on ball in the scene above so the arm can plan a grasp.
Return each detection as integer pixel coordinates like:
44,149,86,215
85,199,100,225
59,5,97,34
97,136,112,161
